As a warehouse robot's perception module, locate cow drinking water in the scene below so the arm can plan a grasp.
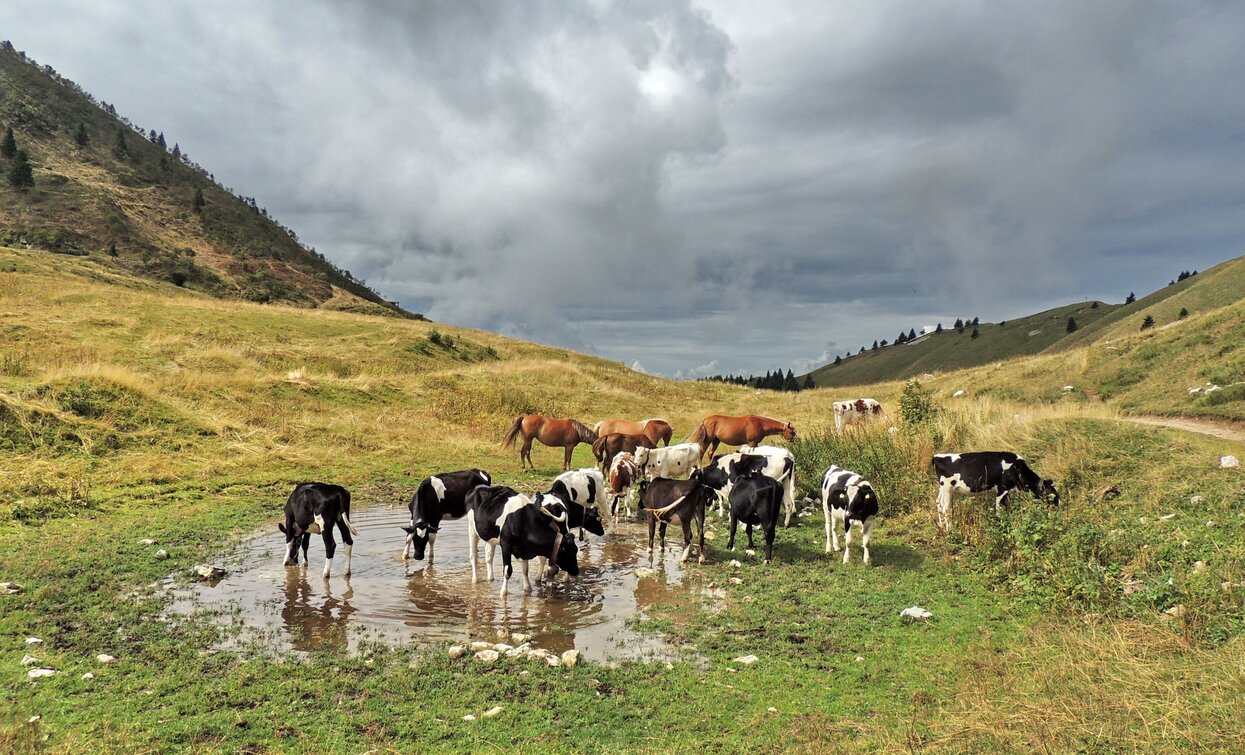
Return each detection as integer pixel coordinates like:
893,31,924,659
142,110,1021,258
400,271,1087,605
278,482,359,579
400,469,491,562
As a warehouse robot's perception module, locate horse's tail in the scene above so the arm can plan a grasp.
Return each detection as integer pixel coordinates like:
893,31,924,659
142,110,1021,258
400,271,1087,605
689,420,709,453
593,420,604,435
500,416,525,451
570,419,597,444
591,435,607,461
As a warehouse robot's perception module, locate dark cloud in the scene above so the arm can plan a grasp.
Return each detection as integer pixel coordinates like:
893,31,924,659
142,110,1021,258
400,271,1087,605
4,0,1242,377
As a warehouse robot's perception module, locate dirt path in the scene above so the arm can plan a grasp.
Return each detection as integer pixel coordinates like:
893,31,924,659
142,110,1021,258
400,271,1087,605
1125,415,1245,444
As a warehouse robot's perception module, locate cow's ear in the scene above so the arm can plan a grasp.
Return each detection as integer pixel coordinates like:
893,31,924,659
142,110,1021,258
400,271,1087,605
401,526,415,534
278,523,287,534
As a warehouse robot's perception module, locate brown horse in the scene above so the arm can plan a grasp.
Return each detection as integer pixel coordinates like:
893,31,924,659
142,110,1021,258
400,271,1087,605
688,415,796,459
593,418,673,447
500,415,598,471
592,432,656,471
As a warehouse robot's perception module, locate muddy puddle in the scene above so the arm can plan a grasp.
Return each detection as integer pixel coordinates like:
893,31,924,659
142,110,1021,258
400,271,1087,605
166,501,717,663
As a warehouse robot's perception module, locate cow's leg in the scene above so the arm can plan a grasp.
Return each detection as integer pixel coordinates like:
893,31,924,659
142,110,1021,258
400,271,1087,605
994,487,1010,514
696,505,706,564
679,518,693,563
282,519,297,565
646,515,656,557
835,414,843,432
659,521,668,553
521,559,533,593
783,477,795,528
336,516,354,576
485,541,497,581
861,517,874,566
402,529,413,560
427,531,437,564
745,523,756,551
300,532,311,566
727,511,739,551
468,513,481,583
831,512,842,553
763,516,776,564
936,483,953,531
823,493,835,553
500,545,513,598
321,524,337,578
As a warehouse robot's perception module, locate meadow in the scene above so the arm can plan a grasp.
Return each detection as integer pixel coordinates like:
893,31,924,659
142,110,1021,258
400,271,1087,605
3,246,1244,752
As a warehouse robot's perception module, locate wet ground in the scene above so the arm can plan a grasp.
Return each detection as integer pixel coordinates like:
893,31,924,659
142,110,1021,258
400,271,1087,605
167,501,717,662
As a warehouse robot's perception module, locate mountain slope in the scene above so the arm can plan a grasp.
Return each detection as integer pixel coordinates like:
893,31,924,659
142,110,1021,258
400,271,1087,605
0,42,411,317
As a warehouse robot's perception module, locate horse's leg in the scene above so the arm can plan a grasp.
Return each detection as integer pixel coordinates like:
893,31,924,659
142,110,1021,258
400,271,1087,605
521,436,533,469
563,444,573,472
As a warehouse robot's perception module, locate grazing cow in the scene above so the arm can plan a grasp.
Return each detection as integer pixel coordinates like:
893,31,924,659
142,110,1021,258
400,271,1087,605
634,442,702,481
592,432,655,471
726,473,785,563
400,469,491,562
607,452,640,521
932,452,1059,530
499,492,581,597
833,398,883,431
640,470,711,564
821,466,879,564
549,471,607,540
278,482,359,579
701,448,796,526
465,485,529,583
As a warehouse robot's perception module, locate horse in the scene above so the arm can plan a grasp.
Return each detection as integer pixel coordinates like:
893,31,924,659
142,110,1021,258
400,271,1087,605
593,418,673,447
688,415,796,459
500,414,598,471
592,432,656,471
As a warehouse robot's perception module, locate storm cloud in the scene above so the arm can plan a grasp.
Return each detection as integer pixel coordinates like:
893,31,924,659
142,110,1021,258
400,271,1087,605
4,0,1243,376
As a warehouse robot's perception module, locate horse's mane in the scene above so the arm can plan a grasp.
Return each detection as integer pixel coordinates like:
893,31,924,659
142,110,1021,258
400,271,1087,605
570,418,597,443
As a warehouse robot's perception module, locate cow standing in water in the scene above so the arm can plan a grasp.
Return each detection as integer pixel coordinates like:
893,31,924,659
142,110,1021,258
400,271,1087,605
401,469,491,562
279,483,359,579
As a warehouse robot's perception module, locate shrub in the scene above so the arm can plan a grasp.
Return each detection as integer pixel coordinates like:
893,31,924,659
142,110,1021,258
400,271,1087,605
1141,315,1155,330
898,379,940,427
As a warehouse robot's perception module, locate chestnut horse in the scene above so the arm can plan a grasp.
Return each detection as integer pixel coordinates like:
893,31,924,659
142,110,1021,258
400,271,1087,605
689,415,796,459
593,418,673,447
500,415,598,471
592,432,656,471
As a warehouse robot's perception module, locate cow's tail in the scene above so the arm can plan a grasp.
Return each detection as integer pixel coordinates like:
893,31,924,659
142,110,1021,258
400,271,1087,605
341,491,360,536
500,416,525,451
689,421,709,453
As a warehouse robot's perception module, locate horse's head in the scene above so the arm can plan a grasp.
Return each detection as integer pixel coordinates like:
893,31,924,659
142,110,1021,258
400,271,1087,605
782,422,797,441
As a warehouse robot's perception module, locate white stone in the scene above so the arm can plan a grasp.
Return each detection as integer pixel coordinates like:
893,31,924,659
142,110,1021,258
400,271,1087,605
854,656,864,662
900,606,932,621
462,714,476,722
634,568,656,579
81,672,94,680
1189,387,1203,395
511,633,532,645
887,426,899,434
1159,513,1176,521
96,654,116,664
447,646,466,660
952,390,966,397
28,715,40,723
474,649,500,664
195,564,226,580
504,645,529,659
1062,385,1075,392
1194,561,1206,572
0,581,22,594
25,637,42,645
470,641,494,651
1221,455,1239,468
1190,495,1204,504
546,654,561,667
21,655,38,666
561,650,580,668
768,707,778,713
729,577,743,585
155,549,169,560
139,538,157,545
734,654,758,665
492,643,514,654
27,668,56,679
1164,604,1186,618
729,560,742,568
745,549,756,556
482,706,503,718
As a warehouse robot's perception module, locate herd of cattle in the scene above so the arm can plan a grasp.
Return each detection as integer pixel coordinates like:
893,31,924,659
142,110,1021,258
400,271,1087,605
279,409,1061,598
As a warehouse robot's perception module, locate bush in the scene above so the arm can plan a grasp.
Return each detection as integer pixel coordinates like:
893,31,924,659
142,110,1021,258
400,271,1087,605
789,424,933,517
898,379,940,427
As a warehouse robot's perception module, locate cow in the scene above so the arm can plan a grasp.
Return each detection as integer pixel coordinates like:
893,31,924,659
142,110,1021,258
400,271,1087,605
278,482,359,579
701,448,796,526
821,466,879,564
931,451,1059,531
548,472,607,540
640,470,711,564
726,473,785,564
499,492,581,598
400,469,491,562
465,485,529,583
607,452,640,521
634,442,701,482
833,398,883,431
592,432,655,471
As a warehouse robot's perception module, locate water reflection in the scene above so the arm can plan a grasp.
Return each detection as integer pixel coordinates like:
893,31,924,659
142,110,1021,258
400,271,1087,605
280,570,357,652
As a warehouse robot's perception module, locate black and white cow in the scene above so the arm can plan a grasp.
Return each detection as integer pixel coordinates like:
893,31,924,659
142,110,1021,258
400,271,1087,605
278,482,359,578
640,470,711,564
400,468,491,562
499,492,581,598
464,485,527,584
552,468,607,539
821,466,879,564
701,449,796,525
725,473,785,564
932,451,1059,531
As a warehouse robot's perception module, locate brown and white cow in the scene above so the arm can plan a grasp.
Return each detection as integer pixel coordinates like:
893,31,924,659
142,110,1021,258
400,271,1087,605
833,398,883,431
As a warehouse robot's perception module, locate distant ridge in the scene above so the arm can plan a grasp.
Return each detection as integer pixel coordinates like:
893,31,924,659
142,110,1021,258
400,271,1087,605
0,41,419,319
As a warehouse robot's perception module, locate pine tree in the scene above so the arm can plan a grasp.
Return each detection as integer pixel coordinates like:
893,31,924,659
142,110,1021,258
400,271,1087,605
172,143,181,160
834,355,842,365
783,369,798,392
1178,307,1189,319
107,241,118,257
0,126,15,159
803,375,815,390
1066,317,1077,333
1125,292,1136,304
954,318,963,330
113,128,129,158
7,149,34,189
1091,301,1099,309
192,187,205,212
156,132,167,150
908,328,917,340
970,327,979,339
880,339,889,347
148,128,158,143
1141,315,1155,330
74,122,89,148
971,317,979,326
871,340,879,351
935,323,943,333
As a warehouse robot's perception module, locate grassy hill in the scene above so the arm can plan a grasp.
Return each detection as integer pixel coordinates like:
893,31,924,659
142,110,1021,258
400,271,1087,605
806,299,1121,388
3,247,1245,751
0,43,409,317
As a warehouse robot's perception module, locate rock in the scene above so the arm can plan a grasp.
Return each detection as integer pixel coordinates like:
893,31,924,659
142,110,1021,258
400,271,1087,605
139,538,157,545
545,654,562,667
1164,604,1187,618
1,581,24,594
504,644,530,659
665,662,674,670
768,706,779,713
27,668,56,679
519,670,530,677
155,549,169,560
1159,513,1176,521
729,560,742,568
734,654,758,665
526,648,550,660
855,656,864,662
561,649,579,668
900,606,932,622
28,715,40,723
511,633,532,645
462,714,476,722
1221,455,1239,469
474,649,500,664
887,426,899,434
495,628,510,641
25,637,42,645
470,641,494,651
1189,387,1203,395
448,646,466,660
729,577,743,585
745,549,756,556
96,654,116,664
634,568,656,579
1122,579,1145,596
195,564,226,580
493,643,514,654
703,531,716,541
21,655,38,666
482,706,504,719
1062,385,1075,392
1194,561,1206,572
952,390,966,398
1189,494,1205,504
81,672,94,680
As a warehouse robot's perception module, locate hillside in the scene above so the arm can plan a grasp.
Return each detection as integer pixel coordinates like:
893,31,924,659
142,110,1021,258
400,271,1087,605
805,300,1121,388
0,42,410,317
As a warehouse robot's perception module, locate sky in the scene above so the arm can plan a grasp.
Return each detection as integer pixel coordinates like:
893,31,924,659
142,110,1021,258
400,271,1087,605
4,0,1244,378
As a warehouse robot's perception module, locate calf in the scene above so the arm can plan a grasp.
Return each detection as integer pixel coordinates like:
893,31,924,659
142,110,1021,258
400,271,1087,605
821,466,879,564
932,451,1059,530
400,468,491,562
552,468,607,539
640,470,711,564
701,449,796,526
607,452,639,521
278,482,359,578
726,473,785,563
465,485,529,583
592,432,655,471
499,492,581,598
634,442,701,481
833,398,883,431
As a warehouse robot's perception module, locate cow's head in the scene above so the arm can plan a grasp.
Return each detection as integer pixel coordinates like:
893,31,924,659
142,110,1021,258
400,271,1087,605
582,503,606,536
633,446,652,470
552,534,580,578
1040,479,1060,507
829,489,849,510
700,462,730,492
400,521,437,560
782,422,797,441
